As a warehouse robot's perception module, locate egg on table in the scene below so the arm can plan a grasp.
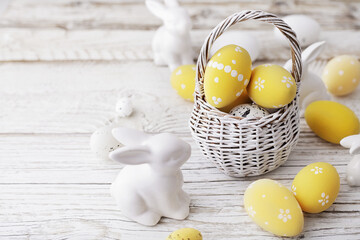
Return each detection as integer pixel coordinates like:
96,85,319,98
305,100,359,144
166,228,202,240
322,55,360,96
210,31,261,61
274,14,320,47
244,179,304,237
230,103,269,119
204,44,252,108
115,97,133,117
90,124,122,161
171,64,196,102
247,64,297,109
292,162,340,213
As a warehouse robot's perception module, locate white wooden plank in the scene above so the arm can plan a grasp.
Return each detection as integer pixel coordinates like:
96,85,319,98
0,183,359,240
0,29,359,62
1,0,359,30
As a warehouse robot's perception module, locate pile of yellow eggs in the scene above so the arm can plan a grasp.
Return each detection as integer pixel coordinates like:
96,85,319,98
302,55,360,145
170,46,360,146
170,44,297,118
165,162,341,238
244,162,340,237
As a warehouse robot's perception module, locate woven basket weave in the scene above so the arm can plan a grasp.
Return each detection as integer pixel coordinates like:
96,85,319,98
189,10,302,177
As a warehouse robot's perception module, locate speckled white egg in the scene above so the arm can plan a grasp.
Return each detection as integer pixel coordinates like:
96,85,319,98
322,55,360,96
115,97,133,117
274,15,320,47
230,104,269,119
210,31,261,61
90,124,122,161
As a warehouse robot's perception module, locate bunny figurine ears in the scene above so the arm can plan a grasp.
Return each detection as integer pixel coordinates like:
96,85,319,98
341,134,360,186
146,0,194,71
284,41,330,115
109,127,191,226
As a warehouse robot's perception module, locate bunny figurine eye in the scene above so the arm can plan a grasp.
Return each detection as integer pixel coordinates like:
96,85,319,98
109,127,191,226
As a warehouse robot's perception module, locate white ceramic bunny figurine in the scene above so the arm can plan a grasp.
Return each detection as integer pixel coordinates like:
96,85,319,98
146,0,193,71
109,127,191,226
341,134,360,186
284,41,330,116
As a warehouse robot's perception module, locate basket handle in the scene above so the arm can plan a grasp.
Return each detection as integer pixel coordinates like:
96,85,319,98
194,10,302,100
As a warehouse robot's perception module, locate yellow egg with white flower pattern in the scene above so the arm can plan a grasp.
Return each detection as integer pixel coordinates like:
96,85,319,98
247,64,297,109
204,45,252,108
292,162,340,213
244,179,304,237
171,64,196,102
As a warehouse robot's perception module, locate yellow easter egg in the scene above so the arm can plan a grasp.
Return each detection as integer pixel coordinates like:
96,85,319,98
204,45,252,108
292,162,340,213
322,55,360,96
171,64,196,102
166,228,202,240
247,64,297,109
305,101,359,144
219,88,252,113
244,179,304,237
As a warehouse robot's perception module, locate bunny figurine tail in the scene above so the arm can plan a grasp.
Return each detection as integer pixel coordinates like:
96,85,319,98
109,127,191,226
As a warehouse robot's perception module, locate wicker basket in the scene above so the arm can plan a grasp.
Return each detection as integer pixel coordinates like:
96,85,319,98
189,10,302,177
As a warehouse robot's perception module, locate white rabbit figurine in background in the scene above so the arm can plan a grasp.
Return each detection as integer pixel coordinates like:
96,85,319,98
341,134,360,186
109,127,191,226
284,41,330,116
146,0,194,71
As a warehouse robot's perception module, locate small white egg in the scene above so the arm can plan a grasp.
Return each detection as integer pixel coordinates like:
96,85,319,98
115,97,133,117
274,15,321,47
229,104,269,119
210,31,261,61
90,124,122,161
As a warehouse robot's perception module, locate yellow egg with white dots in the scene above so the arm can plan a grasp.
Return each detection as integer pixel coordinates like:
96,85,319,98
322,55,360,96
204,45,252,108
292,162,340,213
244,179,304,237
247,64,297,109
171,64,196,102
166,228,202,240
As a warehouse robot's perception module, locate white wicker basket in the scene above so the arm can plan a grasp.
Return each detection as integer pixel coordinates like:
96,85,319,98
189,10,302,177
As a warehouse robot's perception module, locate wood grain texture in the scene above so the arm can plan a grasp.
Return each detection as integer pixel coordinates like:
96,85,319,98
1,60,360,239
0,29,359,61
2,0,359,30
1,0,360,239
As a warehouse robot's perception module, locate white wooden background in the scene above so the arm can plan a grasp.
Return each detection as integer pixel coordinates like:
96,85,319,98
1,0,360,239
